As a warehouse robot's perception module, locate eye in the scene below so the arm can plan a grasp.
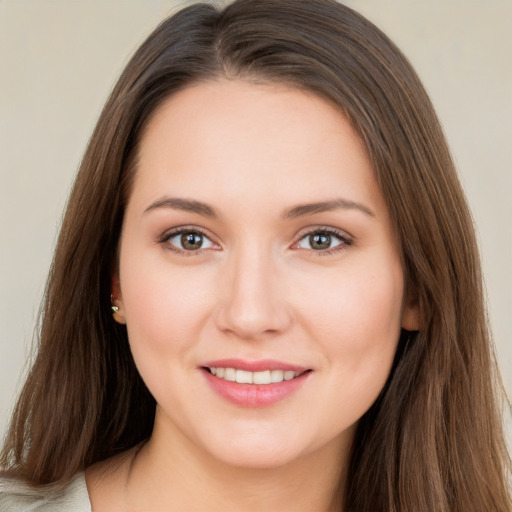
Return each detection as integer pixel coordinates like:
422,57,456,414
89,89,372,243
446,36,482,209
294,229,351,252
163,229,217,253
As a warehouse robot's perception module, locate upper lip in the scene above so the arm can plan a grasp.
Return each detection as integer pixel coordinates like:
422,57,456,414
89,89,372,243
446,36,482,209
200,358,309,373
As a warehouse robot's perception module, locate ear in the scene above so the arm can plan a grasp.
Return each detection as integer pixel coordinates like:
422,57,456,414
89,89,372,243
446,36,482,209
111,274,127,325
401,292,420,332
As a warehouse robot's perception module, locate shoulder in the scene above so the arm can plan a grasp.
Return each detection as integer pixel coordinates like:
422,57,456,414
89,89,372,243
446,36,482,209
0,472,91,512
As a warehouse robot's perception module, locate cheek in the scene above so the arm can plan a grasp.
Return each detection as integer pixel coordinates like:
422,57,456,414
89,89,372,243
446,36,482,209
303,266,404,429
118,252,220,413
119,249,216,357
299,263,402,340
345,271,402,347
295,258,403,392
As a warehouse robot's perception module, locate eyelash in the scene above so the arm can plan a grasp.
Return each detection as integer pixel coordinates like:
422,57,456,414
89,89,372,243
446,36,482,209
293,227,353,255
158,226,218,256
158,226,352,256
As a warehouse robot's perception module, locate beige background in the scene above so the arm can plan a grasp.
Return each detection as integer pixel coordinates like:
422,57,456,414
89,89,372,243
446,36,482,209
1,0,511,444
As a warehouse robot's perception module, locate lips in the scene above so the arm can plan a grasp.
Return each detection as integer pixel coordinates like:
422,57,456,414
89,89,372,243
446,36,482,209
200,359,312,407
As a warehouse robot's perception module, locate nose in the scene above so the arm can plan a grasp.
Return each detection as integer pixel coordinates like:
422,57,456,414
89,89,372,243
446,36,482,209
214,246,293,340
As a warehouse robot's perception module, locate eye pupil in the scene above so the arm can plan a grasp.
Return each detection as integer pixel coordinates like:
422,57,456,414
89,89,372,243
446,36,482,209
181,232,203,250
310,233,331,250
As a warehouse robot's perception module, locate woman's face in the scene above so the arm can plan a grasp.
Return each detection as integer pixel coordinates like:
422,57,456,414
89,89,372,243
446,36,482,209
115,79,418,468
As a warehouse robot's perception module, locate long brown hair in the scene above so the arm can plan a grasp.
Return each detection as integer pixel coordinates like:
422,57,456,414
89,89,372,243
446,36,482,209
2,1,510,510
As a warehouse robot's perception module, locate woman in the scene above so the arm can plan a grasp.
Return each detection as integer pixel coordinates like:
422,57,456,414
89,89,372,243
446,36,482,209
1,0,510,510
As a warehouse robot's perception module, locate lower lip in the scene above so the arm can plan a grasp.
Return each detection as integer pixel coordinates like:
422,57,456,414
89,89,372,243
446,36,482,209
202,369,311,408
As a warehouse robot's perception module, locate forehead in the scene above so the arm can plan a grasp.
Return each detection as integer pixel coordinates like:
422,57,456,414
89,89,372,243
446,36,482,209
130,79,385,217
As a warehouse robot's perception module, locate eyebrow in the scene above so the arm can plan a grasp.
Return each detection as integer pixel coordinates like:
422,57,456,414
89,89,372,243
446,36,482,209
143,196,374,219
143,197,217,217
283,198,375,219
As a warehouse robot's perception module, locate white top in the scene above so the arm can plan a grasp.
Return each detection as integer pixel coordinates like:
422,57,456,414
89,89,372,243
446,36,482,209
0,472,91,511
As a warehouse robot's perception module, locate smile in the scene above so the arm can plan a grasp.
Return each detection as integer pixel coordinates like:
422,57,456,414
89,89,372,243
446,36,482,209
201,359,312,407
207,367,302,384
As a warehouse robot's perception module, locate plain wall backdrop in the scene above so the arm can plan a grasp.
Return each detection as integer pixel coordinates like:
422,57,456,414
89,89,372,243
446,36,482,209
1,0,511,443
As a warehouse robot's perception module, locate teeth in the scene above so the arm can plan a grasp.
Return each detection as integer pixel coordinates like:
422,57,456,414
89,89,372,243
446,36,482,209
271,369,284,383
235,370,253,384
224,368,236,382
253,370,271,385
208,367,301,384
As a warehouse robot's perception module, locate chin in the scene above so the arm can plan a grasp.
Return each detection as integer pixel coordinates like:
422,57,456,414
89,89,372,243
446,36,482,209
196,420,343,470
208,440,304,469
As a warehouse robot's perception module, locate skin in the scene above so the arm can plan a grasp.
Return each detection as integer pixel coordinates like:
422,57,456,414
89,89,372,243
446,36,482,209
86,79,419,511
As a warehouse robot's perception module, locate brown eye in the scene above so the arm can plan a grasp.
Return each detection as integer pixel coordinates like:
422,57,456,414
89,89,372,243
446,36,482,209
295,229,348,252
166,230,215,252
309,233,331,250
181,232,204,250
